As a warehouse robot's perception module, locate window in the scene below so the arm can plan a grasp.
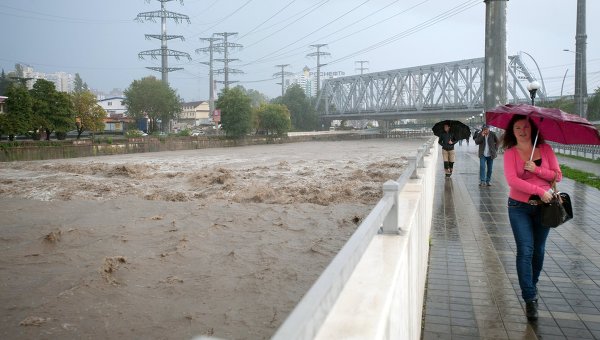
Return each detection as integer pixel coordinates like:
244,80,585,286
107,102,112,106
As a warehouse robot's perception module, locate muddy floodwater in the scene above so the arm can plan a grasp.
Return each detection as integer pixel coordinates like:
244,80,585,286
0,138,427,340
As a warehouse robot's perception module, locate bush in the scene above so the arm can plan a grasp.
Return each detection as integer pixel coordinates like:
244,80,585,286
125,130,146,138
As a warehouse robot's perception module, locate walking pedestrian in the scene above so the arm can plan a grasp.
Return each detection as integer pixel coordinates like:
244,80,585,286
437,123,456,177
475,124,499,186
502,115,561,322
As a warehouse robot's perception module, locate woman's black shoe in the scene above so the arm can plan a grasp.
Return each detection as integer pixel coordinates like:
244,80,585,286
525,299,538,321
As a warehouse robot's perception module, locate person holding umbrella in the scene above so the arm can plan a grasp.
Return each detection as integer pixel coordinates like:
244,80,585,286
501,115,561,322
474,124,499,187
438,123,456,177
487,103,600,321
432,120,470,178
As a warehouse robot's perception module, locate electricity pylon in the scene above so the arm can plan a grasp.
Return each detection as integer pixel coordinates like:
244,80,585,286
213,32,243,89
355,61,369,75
136,0,191,84
196,37,222,118
273,64,293,97
307,44,330,96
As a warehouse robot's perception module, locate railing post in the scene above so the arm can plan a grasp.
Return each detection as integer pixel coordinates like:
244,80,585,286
382,180,401,235
417,146,425,168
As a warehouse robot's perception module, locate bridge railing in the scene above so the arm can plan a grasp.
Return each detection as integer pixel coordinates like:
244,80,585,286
272,136,438,340
549,142,600,160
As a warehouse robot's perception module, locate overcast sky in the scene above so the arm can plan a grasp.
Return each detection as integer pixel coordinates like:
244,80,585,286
1,0,598,102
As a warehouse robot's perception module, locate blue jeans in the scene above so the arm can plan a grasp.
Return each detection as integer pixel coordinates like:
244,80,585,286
479,156,494,183
508,198,551,302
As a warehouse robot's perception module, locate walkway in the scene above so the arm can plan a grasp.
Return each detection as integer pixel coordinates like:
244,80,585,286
422,141,600,339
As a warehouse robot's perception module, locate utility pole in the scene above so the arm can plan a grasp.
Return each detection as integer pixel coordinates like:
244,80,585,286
575,0,587,118
214,32,243,89
355,60,369,75
274,64,293,97
196,37,222,119
483,0,507,111
136,0,191,84
307,44,330,97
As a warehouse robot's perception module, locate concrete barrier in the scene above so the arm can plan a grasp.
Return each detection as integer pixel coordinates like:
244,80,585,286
272,137,438,340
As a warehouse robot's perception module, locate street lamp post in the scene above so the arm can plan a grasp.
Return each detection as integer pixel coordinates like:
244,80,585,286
479,113,483,124
563,49,584,117
527,81,541,106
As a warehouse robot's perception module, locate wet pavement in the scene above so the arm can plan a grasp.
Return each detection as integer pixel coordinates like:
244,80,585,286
422,141,600,339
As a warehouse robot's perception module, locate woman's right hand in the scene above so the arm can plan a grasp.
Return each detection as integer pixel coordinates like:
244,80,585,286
541,190,553,203
524,160,536,173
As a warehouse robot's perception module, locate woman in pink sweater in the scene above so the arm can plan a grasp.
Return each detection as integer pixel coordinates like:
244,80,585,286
502,114,561,322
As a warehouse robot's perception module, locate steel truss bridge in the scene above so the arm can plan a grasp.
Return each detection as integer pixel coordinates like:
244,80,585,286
317,55,546,122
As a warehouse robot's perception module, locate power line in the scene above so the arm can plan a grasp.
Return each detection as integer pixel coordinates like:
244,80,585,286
242,0,368,66
326,0,481,66
237,0,298,40
242,0,331,50
240,0,428,68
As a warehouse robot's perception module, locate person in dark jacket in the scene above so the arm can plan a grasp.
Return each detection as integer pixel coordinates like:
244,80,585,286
437,124,456,177
474,124,499,186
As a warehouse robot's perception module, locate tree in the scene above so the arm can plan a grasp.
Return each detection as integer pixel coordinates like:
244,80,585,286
234,85,269,108
0,83,33,140
72,90,106,139
216,87,252,138
123,76,181,133
587,87,600,121
73,73,89,93
279,84,318,131
255,103,291,136
29,79,75,140
0,69,14,96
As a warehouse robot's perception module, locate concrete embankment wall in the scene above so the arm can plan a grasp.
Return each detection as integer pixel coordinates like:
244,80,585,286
0,131,430,162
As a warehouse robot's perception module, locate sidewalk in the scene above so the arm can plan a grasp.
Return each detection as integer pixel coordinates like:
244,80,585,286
556,154,600,175
422,142,600,339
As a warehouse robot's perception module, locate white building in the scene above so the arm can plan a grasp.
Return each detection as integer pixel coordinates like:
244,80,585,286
177,101,210,130
285,66,346,97
97,97,127,117
0,96,7,114
20,65,74,92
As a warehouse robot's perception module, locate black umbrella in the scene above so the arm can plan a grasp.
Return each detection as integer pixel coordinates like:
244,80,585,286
432,120,471,140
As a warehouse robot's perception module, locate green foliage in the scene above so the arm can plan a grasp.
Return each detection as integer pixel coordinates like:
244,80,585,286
0,69,14,96
1,84,34,140
123,76,182,133
539,97,575,114
30,79,75,139
125,129,146,138
560,164,600,190
254,103,291,136
587,87,600,121
234,85,269,108
279,84,318,131
73,73,89,93
71,90,106,139
177,129,191,137
216,87,252,138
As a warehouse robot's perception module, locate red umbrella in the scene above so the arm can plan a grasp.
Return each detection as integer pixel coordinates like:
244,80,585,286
486,104,600,145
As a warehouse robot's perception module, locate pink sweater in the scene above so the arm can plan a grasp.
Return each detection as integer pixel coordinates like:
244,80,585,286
503,143,562,203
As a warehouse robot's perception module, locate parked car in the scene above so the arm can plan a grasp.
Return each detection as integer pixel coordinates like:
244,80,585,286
191,130,205,136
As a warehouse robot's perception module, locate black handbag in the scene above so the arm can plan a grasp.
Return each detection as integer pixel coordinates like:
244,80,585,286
541,173,573,228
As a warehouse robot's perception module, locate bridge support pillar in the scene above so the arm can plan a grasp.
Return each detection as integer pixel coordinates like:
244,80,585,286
484,0,508,111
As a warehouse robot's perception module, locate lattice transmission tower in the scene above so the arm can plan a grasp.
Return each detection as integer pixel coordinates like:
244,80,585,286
196,37,222,117
136,0,191,84
213,32,243,89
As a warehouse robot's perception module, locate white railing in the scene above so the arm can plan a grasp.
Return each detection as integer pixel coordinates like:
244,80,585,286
549,142,600,160
272,137,438,340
